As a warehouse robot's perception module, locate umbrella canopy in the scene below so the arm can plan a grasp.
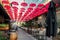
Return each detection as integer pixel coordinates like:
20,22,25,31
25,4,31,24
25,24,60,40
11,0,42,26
0,0,59,22
29,3,36,7
11,1,19,5
21,2,28,7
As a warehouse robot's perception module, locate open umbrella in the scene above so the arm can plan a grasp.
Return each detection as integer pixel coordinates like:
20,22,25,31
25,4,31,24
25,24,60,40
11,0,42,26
1,0,59,22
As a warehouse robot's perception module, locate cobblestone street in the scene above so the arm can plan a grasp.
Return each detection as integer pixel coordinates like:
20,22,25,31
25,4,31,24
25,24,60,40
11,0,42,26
17,28,37,40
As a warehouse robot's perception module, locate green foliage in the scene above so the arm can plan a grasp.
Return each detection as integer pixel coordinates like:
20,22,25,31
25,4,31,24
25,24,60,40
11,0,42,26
57,21,60,27
0,24,8,27
0,37,7,40
22,20,33,27
22,17,38,27
58,32,60,35
0,32,7,40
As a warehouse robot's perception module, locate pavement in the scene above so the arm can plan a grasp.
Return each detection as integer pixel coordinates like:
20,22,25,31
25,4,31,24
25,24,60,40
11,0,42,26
17,28,37,40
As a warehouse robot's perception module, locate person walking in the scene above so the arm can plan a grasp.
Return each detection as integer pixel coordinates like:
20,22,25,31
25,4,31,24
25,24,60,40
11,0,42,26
10,20,18,40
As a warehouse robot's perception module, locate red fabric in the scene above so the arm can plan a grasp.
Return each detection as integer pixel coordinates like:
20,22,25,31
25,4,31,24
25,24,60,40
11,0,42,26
2,1,9,4
19,3,58,22
2,1,59,22
22,8,40,21
28,8,33,12
4,5,14,20
22,3,50,22
4,5,11,10
20,11,29,21
18,8,26,21
12,7,18,20
11,1,19,5
30,3,36,7
21,2,28,7
20,8,25,12
2,0,14,20
38,4,44,7
20,8,33,21
7,10,14,20
18,13,22,21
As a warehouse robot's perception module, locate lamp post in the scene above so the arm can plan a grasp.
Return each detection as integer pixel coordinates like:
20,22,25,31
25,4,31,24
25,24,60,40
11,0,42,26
46,0,57,40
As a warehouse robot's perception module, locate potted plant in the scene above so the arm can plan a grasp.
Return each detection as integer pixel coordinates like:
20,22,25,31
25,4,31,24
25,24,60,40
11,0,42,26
0,31,7,40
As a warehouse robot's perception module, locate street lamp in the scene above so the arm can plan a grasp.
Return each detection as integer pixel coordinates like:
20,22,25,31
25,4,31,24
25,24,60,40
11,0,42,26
45,0,57,40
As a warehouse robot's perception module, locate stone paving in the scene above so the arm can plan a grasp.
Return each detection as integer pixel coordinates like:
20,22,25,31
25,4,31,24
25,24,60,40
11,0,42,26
17,28,37,40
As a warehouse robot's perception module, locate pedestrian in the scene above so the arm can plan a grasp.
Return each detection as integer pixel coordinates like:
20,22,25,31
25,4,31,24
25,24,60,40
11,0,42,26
9,20,18,40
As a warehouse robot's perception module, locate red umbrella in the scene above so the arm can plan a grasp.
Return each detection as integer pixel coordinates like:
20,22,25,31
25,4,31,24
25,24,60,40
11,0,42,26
20,8,25,12
7,10,14,20
37,4,44,7
18,13,22,21
4,5,11,10
27,8,33,12
21,2,28,7
18,8,26,21
21,8,33,21
45,2,50,9
20,11,29,21
22,7,39,21
2,1,9,4
12,7,18,20
25,8,48,22
4,5,14,20
22,3,49,22
11,1,19,5
30,3,36,7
